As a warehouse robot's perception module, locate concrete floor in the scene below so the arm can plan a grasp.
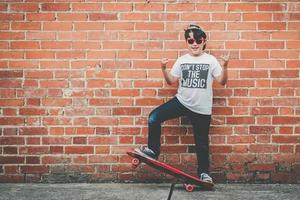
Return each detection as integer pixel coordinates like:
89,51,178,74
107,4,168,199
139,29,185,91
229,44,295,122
0,183,299,200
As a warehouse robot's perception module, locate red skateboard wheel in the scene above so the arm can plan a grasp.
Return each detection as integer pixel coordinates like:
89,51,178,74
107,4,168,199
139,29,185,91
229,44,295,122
184,184,194,192
131,158,140,168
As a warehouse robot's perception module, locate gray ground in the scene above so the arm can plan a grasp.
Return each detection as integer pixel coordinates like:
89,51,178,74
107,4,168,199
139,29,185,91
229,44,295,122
0,183,299,200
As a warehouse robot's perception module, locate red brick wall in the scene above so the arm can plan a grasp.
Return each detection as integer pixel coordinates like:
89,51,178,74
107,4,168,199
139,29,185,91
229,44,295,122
0,1,299,183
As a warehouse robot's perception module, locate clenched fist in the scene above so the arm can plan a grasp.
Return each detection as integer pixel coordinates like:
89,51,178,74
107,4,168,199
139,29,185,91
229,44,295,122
161,58,168,70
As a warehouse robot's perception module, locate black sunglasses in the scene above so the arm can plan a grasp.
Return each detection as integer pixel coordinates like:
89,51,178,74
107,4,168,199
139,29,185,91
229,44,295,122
187,38,204,45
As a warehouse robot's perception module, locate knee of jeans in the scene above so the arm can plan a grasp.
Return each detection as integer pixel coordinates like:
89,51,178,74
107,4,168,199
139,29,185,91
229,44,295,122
148,112,159,125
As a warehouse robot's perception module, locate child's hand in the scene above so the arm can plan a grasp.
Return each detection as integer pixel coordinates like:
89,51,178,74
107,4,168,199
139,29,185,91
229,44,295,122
161,58,168,70
220,54,229,67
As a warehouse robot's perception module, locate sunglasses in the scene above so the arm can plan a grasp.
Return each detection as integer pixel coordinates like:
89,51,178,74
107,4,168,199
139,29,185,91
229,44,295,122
187,38,204,45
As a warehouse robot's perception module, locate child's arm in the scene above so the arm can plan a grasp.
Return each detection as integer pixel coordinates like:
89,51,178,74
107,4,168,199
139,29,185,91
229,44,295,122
215,55,229,86
161,58,179,85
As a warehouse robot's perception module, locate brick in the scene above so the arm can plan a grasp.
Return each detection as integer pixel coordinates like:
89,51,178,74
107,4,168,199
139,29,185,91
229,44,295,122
228,115,253,126
50,146,63,154
227,22,256,30
272,31,299,40
251,107,278,115
89,13,117,21
248,164,275,172
258,22,286,30
136,98,163,106
117,70,147,79
0,13,23,21
241,50,268,59
42,137,72,145
87,80,115,88
255,60,285,68
72,3,101,11
0,4,7,11
258,3,287,11
134,80,163,88
112,107,141,116
250,89,279,97
26,51,55,59
26,13,55,21
118,51,147,59
89,117,118,126
0,156,24,164
19,127,47,135
287,41,300,49
57,13,87,21
112,89,140,97
250,144,278,153
0,99,23,106
243,13,272,21
73,137,87,144
256,41,284,49
11,3,39,12
227,136,256,144
111,127,140,135
228,155,256,163
250,126,276,134
103,3,132,12
19,108,46,115
287,60,300,68
65,146,94,154
40,80,68,88
19,146,49,155
226,41,254,49
0,137,24,145
181,13,210,21
135,3,164,11
11,22,41,30
210,145,232,153
42,156,71,164
272,136,300,144
88,136,117,145
271,70,299,78
279,127,293,135
43,22,72,31
105,22,134,30
240,70,268,78
0,32,24,40
272,80,300,88
228,3,256,12
42,99,72,107
41,3,70,11
121,13,149,21
21,166,48,174
0,117,24,125
89,155,118,163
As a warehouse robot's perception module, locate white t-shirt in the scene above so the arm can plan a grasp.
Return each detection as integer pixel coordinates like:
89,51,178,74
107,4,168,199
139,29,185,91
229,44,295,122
170,53,222,115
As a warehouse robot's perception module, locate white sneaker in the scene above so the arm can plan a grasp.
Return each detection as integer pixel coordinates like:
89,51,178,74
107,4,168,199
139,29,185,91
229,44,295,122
134,146,158,160
200,173,213,183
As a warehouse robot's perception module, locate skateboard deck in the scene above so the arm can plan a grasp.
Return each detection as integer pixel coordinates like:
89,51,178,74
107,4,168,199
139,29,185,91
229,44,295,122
127,149,214,192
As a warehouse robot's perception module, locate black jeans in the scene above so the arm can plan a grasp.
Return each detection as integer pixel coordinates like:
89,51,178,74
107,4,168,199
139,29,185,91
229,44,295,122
148,97,211,175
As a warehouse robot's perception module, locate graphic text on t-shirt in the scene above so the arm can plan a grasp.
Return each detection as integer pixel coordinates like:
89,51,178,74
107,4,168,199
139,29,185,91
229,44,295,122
180,63,209,89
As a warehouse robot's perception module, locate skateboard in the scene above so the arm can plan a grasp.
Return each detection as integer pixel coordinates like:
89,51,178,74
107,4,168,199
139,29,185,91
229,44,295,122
127,149,214,199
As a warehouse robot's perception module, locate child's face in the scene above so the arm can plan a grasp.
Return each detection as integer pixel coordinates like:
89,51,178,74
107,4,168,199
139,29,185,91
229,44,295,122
186,31,205,56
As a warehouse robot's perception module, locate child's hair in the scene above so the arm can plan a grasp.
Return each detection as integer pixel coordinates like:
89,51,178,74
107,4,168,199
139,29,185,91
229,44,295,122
184,24,207,50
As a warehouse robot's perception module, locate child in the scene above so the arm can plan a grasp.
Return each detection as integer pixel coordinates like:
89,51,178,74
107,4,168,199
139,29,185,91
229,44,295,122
136,24,229,183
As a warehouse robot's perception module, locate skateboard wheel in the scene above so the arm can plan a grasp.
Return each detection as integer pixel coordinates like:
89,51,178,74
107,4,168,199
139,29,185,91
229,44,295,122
184,184,194,192
131,158,140,168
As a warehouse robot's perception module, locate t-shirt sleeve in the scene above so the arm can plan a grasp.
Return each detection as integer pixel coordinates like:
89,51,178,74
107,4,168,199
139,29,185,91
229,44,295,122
211,56,222,78
170,58,181,78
